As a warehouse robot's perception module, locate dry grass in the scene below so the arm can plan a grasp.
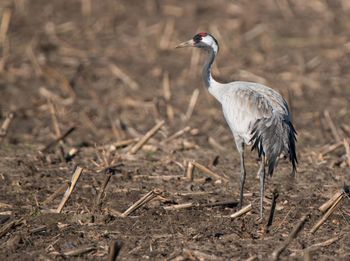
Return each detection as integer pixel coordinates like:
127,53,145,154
0,0,350,260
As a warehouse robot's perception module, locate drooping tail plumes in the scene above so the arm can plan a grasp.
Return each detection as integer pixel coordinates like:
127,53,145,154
286,119,298,176
250,115,297,176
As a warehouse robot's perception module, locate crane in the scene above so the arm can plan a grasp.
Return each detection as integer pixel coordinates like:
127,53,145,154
176,32,297,218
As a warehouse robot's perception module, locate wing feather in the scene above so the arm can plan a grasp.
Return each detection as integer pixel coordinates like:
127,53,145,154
220,82,297,175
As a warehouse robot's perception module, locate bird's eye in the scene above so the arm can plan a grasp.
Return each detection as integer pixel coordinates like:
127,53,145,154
193,34,202,43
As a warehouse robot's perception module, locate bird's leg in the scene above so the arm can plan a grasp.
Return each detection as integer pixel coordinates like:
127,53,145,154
258,155,266,219
256,156,263,179
238,142,246,209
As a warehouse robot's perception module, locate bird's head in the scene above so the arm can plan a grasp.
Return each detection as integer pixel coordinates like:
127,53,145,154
176,32,219,53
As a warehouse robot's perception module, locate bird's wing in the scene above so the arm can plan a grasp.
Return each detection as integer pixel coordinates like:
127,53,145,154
221,83,297,175
243,82,290,116
221,87,275,143
225,87,274,120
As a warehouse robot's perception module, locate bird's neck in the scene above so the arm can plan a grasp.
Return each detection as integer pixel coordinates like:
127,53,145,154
202,48,219,89
202,47,226,103
202,48,218,89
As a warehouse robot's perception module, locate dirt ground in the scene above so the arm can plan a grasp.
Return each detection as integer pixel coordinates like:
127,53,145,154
0,0,350,260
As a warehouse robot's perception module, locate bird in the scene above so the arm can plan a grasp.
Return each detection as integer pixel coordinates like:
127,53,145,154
176,32,297,218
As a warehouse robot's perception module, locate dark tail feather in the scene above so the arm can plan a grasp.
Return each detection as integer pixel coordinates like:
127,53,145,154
250,116,297,176
287,120,298,176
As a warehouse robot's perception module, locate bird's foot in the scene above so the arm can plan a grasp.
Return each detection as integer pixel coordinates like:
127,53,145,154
238,200,243,209
289,170,296,178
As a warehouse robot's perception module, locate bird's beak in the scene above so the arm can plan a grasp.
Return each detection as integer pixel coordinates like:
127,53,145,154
175,39,195,49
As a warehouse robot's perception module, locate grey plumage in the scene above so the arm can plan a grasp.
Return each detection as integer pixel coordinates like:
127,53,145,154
176,32,298,218
250,110,298,176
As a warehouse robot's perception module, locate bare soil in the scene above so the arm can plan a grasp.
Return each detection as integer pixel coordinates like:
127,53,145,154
0,0,350,260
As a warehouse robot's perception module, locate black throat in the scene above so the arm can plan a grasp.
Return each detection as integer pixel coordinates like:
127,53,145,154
202,47,216,88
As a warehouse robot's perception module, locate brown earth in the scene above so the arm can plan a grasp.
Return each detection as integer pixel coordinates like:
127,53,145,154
0,0,350,260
